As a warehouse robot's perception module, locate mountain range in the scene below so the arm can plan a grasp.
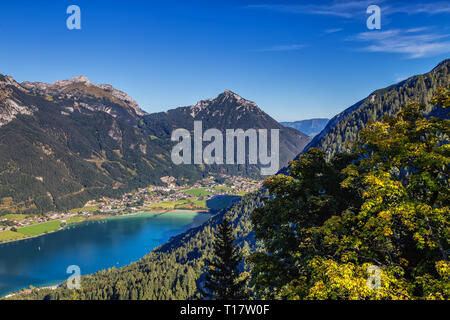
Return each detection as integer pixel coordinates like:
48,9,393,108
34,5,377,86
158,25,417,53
281,118,329,137
15,58,449,300
0,76,309,214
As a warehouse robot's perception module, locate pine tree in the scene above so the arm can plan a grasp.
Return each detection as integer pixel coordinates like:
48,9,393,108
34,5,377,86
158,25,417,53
202,216,248,300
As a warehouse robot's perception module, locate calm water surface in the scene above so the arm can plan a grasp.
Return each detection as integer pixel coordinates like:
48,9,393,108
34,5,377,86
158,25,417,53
0,210,211,296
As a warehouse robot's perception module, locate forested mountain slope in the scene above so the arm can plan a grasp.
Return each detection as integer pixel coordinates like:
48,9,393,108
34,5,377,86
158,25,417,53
0,75,200,214
304,59,450,159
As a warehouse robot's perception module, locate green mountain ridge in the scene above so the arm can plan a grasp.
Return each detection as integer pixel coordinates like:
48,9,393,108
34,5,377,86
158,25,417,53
304,59,450,159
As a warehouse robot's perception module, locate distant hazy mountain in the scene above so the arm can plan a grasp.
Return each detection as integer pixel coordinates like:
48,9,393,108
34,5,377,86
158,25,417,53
281,118,329,137
304,59,450,159
0,77,309,214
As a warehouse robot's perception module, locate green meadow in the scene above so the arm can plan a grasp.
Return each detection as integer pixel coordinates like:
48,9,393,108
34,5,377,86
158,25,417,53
69,206,99,214
183,188,213,197
146,199,208,210
17,220,62,236
0,230,28,242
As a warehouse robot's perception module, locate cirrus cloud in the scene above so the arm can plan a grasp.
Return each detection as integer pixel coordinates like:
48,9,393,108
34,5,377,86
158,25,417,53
349,28,450,58
246,0,450,19
255,44,307,52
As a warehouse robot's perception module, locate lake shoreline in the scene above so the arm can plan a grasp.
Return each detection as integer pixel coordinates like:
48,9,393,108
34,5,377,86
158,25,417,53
0,208,211,246
0,209,213,299
2,284,59,300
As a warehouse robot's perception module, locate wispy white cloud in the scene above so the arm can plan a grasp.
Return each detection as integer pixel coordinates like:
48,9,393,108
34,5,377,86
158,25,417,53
247,1,450,19
349,28,450,58
388,2,450,15
248,1,376,19
247,1,450,58
255,44,306,52
324,28,344,33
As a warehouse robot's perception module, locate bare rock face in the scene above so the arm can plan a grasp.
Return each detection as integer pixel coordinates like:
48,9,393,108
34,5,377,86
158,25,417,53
108,120,123,144
1,75,28,91
0,98,34,127
0,76,34,127
54,75,90,87
97,84,146,116
21,76,147,116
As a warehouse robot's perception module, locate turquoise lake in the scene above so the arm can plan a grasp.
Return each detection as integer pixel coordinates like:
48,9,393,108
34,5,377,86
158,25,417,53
0,210,211,297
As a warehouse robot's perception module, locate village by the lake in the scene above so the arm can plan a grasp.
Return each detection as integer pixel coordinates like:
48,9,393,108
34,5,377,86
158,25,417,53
0,174,261,244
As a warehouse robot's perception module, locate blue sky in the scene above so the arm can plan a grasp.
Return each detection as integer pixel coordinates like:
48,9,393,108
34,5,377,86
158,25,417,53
0,0,449,121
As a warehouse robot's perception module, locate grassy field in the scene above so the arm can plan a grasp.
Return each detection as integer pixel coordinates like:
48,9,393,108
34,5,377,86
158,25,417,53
17,220,61,236
183,188,213,197
0,230,28,242
65,216,87,224
0,215,89,243
183,199,207,208
145,201,177,210
69,206,99,214
146,199,208,210
146,196,241,211
213,186,233,192
1,214,28,221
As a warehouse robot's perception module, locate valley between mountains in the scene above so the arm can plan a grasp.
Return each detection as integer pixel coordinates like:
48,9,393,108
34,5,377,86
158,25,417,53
0,75,309,216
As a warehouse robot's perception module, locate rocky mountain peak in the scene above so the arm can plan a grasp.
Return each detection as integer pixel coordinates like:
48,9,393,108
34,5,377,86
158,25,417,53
0,74,17,86
189,90,261,118
221,89,239,98
21,76,146,116
54,75,90,87
97,83,146,116
0,74,27,92
216,89,252,104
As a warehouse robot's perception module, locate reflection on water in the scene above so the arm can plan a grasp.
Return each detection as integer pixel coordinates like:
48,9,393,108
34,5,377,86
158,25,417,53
0,210,211,296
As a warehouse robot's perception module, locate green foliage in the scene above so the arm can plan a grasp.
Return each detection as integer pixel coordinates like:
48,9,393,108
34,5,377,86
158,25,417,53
249,87,449,300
